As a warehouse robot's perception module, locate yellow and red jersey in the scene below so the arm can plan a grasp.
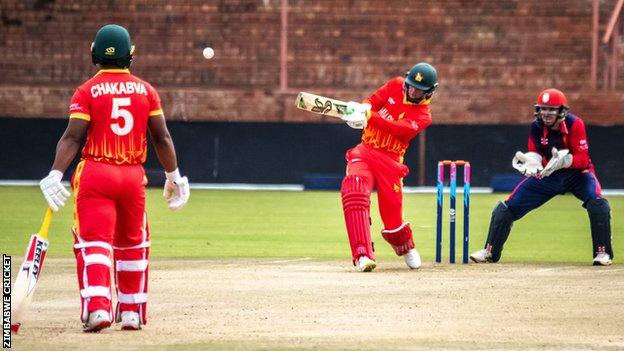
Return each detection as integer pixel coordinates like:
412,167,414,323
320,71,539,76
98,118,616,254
69,69,163,165
361,77,432,159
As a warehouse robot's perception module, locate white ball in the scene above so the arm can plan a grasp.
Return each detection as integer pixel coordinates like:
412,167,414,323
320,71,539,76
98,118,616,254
202,47,214,59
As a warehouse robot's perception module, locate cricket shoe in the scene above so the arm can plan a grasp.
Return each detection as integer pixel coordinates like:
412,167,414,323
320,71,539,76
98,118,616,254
83,309,112,333
120,311,141,330
403,248,421,269
356,256,376,272
593,253,612,266
469,248,493,263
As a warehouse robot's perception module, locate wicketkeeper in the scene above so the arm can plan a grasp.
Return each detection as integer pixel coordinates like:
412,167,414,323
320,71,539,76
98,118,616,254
340,62,437,271
470,88,613,266
39,24,190,332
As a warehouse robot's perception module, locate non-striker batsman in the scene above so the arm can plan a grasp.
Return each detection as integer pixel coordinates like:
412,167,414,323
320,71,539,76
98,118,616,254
39,24,190,332
339,62,437,271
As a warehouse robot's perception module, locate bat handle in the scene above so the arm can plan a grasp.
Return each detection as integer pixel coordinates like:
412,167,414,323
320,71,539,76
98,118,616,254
38,207,54,239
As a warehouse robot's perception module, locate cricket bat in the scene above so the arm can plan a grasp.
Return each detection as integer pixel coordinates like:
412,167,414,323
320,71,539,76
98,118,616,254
295,91,348,119
10,207,53,333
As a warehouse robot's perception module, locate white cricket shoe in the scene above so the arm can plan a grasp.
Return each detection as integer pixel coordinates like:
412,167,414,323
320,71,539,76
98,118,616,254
83,309,112,333
593,253,612,266
120,311,141,330
403,249,421,269
470,248,493,263
356,256,376,272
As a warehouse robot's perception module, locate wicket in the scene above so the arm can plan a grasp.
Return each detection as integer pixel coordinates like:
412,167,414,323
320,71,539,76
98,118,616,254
436,160,470,264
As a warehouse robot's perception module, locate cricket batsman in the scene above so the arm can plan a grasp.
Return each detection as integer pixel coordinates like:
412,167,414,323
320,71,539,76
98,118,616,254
38,24,190,332
339,62,437,271
470,88,613,266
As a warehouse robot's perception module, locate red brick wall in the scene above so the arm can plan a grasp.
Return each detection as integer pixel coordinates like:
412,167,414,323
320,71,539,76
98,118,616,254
1,0,623,124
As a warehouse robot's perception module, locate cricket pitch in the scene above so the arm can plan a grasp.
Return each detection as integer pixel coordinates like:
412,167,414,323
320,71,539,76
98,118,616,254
10,258,624,350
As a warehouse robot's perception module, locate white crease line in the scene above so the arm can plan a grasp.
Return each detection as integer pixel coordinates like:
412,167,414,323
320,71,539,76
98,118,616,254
535,267,576,272
264,257,313,264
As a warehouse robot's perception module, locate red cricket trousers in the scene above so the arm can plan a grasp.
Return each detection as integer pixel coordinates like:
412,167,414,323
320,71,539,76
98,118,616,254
345,143,409,230
71,159,150,324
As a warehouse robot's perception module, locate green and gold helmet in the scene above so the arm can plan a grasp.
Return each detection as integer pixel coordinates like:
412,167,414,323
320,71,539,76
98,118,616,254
404,62,438,103
91,24,135,68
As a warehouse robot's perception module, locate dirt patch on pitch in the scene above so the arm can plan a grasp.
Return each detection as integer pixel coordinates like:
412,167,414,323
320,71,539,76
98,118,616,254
10,258,624,350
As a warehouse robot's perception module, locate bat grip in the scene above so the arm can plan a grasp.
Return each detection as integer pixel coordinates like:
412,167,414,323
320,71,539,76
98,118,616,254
38,207,54,239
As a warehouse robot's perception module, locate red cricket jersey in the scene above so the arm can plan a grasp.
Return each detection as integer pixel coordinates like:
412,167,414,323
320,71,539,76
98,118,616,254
69,69,163,165
362,77,432,159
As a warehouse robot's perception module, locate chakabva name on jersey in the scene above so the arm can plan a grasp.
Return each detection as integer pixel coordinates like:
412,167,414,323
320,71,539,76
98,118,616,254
90,81,148,98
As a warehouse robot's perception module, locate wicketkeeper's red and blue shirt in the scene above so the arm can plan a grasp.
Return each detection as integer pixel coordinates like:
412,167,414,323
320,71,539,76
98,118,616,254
528,113,593,172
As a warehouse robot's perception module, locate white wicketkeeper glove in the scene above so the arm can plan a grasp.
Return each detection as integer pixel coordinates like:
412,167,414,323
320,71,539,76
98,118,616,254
512,151,543,177
163,169,190,211
539,147,572,178
341,101,370,129
39,170,70,212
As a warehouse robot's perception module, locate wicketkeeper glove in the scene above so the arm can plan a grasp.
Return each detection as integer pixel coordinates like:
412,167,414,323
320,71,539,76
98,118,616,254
512,151,543,177
163,168,190,211
539,147,572,178
39,170,70,212
341,101,371,129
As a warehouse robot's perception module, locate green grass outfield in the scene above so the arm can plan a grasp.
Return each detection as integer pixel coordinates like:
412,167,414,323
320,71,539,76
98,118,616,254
0,186,621,263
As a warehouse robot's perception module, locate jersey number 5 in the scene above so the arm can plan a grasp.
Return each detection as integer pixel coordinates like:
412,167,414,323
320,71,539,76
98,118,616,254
111,97,134,136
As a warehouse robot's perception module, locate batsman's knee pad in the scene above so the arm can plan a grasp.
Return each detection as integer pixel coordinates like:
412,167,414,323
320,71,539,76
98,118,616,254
586,198,613,258
485,202,515,262
381,222,414,256
113,241,150,325
341,175,370,211
73,235,113,322
341,175,374,263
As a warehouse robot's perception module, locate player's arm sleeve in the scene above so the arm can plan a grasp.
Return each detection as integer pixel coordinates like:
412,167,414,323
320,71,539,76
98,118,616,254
148,84,164,117
567,119,591,169
68,88,91,121
527,136,537,152
363,79,394,112
367,110,432,139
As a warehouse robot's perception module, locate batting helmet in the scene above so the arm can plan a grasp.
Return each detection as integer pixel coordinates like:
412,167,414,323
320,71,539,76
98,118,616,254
404,62,438,103
91,24,135,68
534,88,569,120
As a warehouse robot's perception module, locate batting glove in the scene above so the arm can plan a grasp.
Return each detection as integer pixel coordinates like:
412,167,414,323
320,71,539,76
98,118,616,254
163,169,190,211
539,147,572,178
341,101,370,129
39,170,70,212
512,151,543,177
